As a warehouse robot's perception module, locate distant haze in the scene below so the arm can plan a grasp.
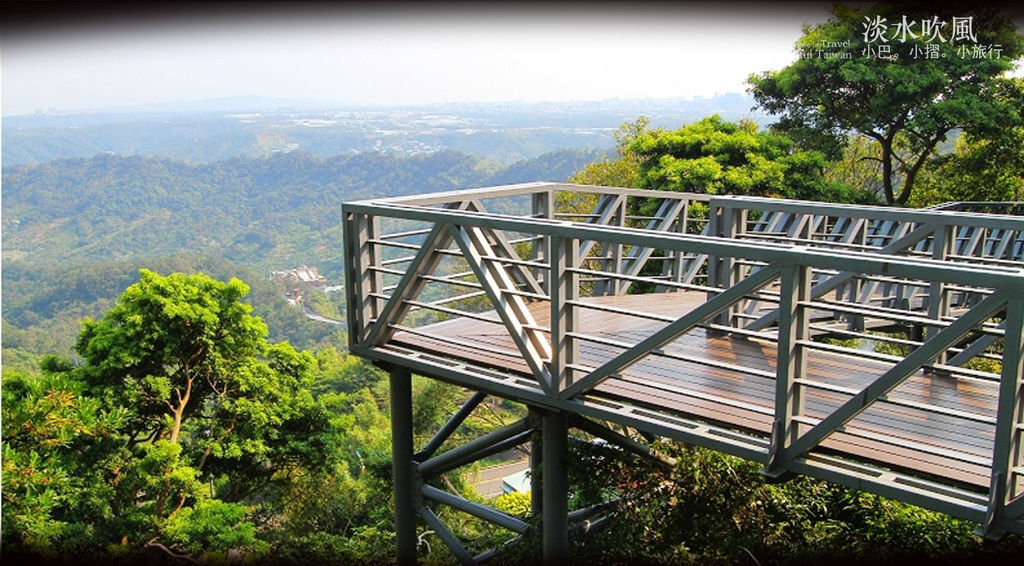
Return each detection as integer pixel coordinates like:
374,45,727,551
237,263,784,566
1,3,835,116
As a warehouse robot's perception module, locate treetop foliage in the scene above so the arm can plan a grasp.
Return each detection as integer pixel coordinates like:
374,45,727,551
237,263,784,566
1,270,356,563
748,4,1024,204
627,115,877,203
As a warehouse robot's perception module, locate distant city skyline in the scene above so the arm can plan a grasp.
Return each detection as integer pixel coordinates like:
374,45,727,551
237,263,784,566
1,3,838,116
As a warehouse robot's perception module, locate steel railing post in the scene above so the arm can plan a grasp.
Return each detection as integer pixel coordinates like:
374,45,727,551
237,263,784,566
979,296,1024,538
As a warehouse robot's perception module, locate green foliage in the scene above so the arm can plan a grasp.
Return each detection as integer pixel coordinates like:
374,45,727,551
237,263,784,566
492,491,532,519
487,147,613,185
569,118,650,189
823,133,886,197
263,527,393,566
1,270,358,564
164,499,266,555
748,4,1024,205
312,348,386,395
2,253,337,367
913,79,1024,206
569,156,644,189
1,148,610,286
628,115,871,202
75,269,266,444
559,441,1024,565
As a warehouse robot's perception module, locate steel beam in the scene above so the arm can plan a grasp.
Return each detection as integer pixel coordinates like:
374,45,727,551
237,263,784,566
578,193,624,263
415,391,487,461
530,410,543,519
423,485,530,534
617,198,685,294
571,415,673,471
365,222,453,346
344,201,1024,290
464,199,546,297
746,224,934,332
389,366,418,565
417,418,532,477
420,505,475,565
351,185,1024,545
532,189,555,294
542,410,568,564
450,224,554,392
978,297,1024,538
764,263,811,480
549,236,579,392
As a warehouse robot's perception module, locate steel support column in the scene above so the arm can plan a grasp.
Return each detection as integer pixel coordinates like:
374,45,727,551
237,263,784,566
542,410,568,564
389,366,418,565
530,410,543,519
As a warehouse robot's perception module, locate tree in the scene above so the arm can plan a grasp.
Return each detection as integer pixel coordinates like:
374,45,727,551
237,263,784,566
628,115,871,203
748,4,1024,205
1,363,128,557
75,269,267,446
569,117,649,189
913,78,1024,206
2,270,344,563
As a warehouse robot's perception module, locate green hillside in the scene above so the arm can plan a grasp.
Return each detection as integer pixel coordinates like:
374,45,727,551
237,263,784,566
1,147,607,367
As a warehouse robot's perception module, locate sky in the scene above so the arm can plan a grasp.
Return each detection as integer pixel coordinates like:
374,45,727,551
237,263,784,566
0,3,852,116
3,3,1022,116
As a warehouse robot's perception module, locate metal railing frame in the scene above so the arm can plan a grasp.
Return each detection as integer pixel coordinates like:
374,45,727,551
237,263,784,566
344,183,1024,563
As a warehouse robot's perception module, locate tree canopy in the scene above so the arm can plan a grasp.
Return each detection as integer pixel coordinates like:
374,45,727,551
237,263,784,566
913,77,1024,206
748,4,1024,205
2,270,348,563
628,115,875,203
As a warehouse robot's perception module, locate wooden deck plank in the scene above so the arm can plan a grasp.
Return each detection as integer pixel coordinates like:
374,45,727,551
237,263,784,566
391,291,1000,488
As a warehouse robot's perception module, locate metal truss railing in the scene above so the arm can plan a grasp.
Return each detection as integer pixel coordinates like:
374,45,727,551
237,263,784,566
930,201,1024,216
343,183,1024,560
707,196,1024,341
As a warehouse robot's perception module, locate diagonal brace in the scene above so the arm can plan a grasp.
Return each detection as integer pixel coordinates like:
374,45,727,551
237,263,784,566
423,485,530,534
415,391,488,461
450,224,554,392
578,193,624,260
746,224,934,331
787,290,1009,459
420,505,476,565
945,319,1006,368
365,222,454,346
365,200,475,346
560,264,783,399
571,415,674,471
617,199,686,293
418,418,533,476
463,200,546,297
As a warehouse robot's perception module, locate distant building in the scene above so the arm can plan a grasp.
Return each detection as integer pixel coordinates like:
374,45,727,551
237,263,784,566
500,469,530,494
270,266,327,289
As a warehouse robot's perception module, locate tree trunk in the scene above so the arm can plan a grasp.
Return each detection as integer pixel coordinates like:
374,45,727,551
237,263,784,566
880,137,896,205
168,376,193,444
896,135,944,206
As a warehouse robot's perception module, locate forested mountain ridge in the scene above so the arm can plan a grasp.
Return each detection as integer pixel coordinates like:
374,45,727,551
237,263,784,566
2,253,335,359
1,147,608,368
2,147,608,276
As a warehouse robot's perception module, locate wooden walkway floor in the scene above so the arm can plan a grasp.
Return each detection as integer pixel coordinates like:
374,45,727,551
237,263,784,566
393,292,998,490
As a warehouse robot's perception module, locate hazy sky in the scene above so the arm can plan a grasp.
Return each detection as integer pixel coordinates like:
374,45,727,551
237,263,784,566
0,3,855,115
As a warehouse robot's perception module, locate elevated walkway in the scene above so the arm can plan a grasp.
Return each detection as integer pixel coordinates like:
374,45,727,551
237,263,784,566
343,183,1024,563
